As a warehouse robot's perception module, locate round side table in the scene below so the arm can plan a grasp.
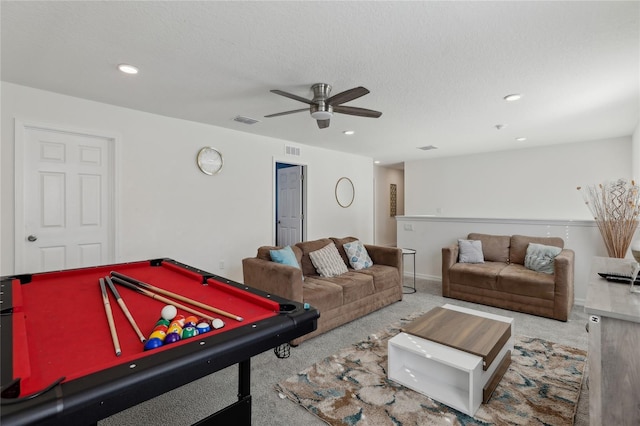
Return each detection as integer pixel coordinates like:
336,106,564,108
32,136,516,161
402,248,417,294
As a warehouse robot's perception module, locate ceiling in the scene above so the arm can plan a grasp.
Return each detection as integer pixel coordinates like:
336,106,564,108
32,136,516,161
2,1,638,167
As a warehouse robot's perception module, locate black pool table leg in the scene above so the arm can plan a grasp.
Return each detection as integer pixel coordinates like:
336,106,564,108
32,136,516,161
192,359,251,426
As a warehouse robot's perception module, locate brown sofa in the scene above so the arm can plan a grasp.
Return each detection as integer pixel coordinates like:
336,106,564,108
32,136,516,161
442,233,574,321
242,237,402,344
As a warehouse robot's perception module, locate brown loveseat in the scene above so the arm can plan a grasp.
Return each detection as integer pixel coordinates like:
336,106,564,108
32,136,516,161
442,233,574,321
242,237,402,344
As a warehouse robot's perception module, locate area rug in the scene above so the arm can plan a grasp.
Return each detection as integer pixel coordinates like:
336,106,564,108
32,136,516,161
276,313,586,425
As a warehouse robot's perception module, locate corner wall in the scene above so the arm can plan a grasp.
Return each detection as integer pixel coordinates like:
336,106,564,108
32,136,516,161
374,166,404,246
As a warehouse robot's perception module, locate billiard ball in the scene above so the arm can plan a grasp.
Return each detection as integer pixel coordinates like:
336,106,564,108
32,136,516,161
153,324,168,334
196,322,211,334
144,337,163,351
167,324,182,335
149,330,167,341
161,305,177,321
184,315,199,327
155,318,170,327
211,318,225,329
182,326,198,339
164,332,181,344
172,315,186,327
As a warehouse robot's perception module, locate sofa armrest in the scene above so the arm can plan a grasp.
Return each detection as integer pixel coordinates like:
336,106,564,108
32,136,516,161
364,245,402,269
441,244,459,297
552,249,575,321
241,257,304,302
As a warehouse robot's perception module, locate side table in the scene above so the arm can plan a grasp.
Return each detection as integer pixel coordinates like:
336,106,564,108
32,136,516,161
402,248,416,294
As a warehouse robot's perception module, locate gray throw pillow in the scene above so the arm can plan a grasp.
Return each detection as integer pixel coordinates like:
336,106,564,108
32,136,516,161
309,243,349,277
458,239,484,263
524,243,562,274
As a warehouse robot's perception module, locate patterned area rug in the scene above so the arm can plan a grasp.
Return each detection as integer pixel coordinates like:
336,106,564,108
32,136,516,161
276,313,586,425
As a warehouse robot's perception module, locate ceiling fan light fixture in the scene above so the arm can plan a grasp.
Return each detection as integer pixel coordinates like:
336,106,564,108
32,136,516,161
310,110,333,120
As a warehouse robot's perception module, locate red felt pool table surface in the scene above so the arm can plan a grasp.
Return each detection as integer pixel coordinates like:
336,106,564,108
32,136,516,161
10,260,280,396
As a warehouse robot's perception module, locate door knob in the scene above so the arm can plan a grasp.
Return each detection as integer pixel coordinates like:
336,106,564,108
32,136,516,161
27,235,37,242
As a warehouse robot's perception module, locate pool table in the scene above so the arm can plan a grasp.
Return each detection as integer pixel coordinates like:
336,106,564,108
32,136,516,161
0,258,319,425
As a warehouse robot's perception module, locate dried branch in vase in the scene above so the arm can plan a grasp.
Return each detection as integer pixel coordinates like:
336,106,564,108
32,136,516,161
577,179,640,258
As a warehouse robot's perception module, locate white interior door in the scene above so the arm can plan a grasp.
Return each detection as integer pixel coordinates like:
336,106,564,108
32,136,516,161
276,165,302,246
15,123,116,273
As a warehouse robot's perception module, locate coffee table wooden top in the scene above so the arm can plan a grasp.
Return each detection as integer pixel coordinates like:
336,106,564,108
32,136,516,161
403,307,511,369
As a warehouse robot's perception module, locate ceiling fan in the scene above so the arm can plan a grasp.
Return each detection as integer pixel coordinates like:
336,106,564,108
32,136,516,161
264,83,382,129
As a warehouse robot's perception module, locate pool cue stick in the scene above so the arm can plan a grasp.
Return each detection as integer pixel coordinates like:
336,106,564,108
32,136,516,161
99,278,121,356
110,276,218,322
105,276,146,343
110,271,244,321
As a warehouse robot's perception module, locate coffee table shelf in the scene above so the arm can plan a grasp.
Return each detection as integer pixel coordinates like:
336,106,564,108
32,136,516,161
388,304,513,416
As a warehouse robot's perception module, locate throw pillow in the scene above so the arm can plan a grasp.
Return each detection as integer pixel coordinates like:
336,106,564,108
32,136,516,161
309,243,348,277
270,246,300,269
524,243,562,274
343,240,373,270
458,239,484,263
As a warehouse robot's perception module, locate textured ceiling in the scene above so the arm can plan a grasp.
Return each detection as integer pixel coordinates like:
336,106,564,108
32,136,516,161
2,1,638,167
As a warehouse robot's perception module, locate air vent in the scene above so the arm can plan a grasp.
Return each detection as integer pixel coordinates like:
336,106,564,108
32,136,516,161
418,145,439,151
285,145,301,156
233,115,260,125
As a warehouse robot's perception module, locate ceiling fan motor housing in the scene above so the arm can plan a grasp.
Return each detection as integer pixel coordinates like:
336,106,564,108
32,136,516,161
310,83,333,119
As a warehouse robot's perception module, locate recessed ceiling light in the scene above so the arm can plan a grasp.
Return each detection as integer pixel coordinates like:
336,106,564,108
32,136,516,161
374,160,381,164
343,130,355,135
504,94,522,102
515,137,527,142
118,64,139,74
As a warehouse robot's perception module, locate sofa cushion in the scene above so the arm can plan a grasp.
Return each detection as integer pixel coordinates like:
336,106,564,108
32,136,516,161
449,261,508,290
296,238,335,276
458,239,484,263
343,240,373,270
269,246,300,269
302,278,344,311
496,264,555,300
468,233,510,263
312,272,375,304
331,236,359,266
309,243,349,277
524,243,562,274
258,245,303,265
509,235,564,265
354,264,400,291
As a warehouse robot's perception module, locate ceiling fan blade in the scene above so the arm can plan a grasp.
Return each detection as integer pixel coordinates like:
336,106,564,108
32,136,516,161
333,105,382,118
317,119,330,129
326,86,369,105
264,108,308,118
270,89,314,105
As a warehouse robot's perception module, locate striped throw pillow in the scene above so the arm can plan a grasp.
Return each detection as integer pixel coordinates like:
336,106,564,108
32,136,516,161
309,243,348,277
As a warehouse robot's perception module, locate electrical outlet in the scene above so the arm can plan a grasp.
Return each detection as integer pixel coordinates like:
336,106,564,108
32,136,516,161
219,260,225,270
403,224,413,231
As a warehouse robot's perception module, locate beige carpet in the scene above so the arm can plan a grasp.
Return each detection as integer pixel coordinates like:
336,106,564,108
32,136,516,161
276,313,586,426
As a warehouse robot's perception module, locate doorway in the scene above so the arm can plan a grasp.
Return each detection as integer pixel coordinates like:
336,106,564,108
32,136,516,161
275,162,305,246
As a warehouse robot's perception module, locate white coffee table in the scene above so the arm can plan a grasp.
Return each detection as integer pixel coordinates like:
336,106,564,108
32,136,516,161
388,304,514,416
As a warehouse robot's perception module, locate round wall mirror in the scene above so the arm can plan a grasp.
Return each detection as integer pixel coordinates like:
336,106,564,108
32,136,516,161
335,177,355,208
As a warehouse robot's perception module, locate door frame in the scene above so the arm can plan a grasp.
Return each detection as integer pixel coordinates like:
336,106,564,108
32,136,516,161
272,157,307,246
13,119,121,272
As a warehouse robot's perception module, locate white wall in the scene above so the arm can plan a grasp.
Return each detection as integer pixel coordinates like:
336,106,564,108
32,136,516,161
405,137,632,219
1,82,374,280
632,120,640,182
374,166,404,246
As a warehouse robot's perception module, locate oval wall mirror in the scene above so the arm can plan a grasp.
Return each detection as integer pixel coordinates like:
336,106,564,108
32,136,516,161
335,177,355,208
